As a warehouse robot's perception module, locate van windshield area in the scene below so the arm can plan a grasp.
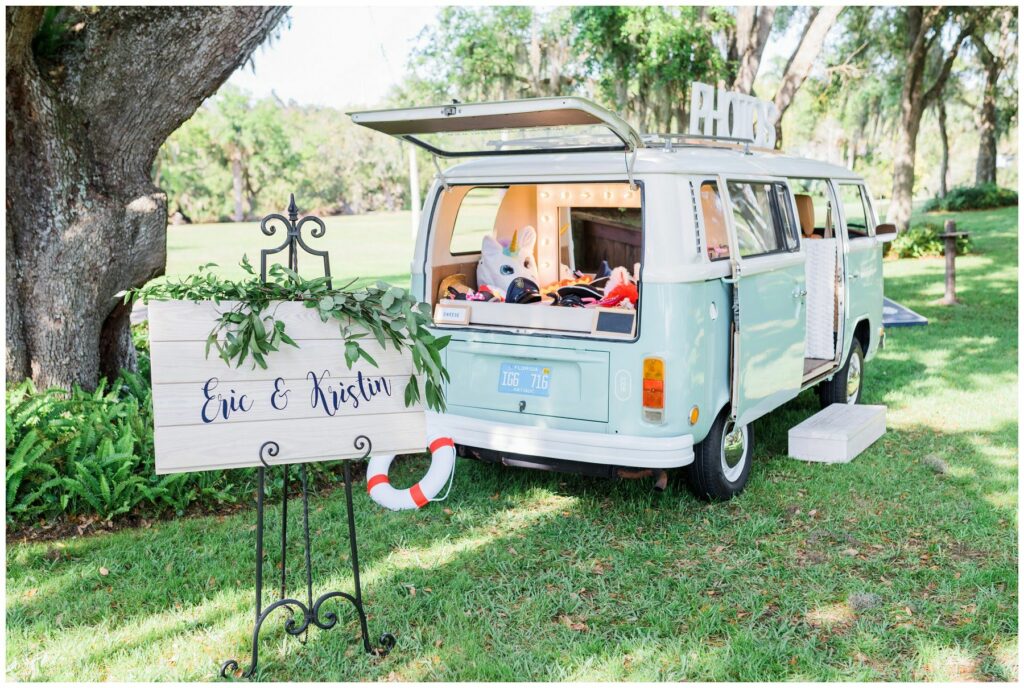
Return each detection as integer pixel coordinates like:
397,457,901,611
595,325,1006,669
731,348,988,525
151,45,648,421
428,182,643,338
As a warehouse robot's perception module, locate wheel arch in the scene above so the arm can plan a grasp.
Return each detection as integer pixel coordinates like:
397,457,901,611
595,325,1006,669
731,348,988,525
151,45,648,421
853,318,871,354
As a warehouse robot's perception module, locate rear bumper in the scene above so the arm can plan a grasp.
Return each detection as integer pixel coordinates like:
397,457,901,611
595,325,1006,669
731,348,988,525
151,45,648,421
427,412,695,469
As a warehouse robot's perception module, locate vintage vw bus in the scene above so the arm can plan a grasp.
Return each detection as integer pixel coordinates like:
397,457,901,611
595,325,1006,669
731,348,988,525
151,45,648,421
351,96,895,499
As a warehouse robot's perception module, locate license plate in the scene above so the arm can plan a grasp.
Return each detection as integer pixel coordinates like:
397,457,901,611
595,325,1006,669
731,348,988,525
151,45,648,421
498,363,551,397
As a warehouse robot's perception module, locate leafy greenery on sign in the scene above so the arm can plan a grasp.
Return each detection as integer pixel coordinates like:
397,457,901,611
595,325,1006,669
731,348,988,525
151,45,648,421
129,258,450,412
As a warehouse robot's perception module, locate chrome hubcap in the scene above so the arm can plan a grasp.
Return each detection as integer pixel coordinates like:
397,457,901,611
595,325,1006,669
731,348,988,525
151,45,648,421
721,422,748,483
846,352,862,403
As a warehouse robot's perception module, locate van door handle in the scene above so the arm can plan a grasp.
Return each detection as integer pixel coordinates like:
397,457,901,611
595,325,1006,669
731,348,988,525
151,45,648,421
792,287,807,300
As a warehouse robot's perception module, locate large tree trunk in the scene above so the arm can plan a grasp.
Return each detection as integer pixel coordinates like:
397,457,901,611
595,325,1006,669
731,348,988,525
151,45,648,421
886,8,973,230
771,6,843,147
6,6,287,390
231,151,246,222
937,98,950,197
731,6,776,94
889,104,923,230
975,60,999,185
971,8,1015,186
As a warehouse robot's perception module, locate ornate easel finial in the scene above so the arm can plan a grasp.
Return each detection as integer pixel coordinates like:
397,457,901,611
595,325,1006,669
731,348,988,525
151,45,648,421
287,193,298,222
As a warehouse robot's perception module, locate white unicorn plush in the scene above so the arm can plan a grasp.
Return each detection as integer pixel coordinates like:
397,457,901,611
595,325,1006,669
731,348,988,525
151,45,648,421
477,226,539,299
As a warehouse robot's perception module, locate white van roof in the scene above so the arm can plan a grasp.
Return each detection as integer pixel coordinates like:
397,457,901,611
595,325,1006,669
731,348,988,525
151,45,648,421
439,146,863,183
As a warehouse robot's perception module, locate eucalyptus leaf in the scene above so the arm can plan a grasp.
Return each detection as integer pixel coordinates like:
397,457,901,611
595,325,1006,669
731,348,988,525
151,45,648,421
127,258,448,411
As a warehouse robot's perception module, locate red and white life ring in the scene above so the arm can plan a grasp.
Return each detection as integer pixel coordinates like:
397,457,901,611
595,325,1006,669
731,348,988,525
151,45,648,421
366,437,456,511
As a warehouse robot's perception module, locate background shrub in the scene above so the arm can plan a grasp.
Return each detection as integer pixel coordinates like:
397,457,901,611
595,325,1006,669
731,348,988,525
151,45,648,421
890,220,971,259
923,183,1018,212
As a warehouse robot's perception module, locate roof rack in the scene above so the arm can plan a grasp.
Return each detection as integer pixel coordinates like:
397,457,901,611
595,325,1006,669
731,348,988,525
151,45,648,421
642,132,757,154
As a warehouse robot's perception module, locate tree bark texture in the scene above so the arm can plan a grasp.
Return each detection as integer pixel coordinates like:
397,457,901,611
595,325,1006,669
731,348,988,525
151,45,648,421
974,57,1000,185
6,6,287,389
771,6,843,147
972,9,1014,186
886,8,973,230
731,6,775,94
937,97,950,197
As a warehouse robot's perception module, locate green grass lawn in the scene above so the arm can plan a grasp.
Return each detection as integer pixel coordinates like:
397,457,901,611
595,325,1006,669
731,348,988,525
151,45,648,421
165,211,419,288
7,207,1017,681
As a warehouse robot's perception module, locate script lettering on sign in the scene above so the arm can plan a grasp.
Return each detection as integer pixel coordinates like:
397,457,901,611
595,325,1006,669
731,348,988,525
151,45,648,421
688,82,778,148
148,300,426,473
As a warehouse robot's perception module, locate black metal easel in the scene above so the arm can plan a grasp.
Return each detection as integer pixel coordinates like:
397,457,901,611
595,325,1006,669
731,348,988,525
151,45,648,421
220,196,395,680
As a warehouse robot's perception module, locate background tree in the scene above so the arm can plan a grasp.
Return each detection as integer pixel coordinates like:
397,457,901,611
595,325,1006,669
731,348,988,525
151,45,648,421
969,8,1017,185
727,6,775,94
769,6,844,146
143,6,1019,245
157,93,412,222
411,7,577,102
572,6,731,132
885,7,976,230
203,87,298,221
6,6,287,389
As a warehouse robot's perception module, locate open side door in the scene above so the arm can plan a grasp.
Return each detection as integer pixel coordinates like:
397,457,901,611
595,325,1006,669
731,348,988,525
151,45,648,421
349,97,643,158
720,175,807,428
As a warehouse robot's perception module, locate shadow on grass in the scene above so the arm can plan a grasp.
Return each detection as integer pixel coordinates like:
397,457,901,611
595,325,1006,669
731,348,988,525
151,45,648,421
7,207,1017,680
8,406,1017,681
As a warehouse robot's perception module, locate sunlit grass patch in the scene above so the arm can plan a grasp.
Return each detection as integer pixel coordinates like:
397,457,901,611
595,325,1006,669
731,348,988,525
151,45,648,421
6,206,1018,681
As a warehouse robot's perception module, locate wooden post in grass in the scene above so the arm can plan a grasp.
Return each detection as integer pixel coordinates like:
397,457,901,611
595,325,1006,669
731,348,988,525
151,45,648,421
939,219,968,305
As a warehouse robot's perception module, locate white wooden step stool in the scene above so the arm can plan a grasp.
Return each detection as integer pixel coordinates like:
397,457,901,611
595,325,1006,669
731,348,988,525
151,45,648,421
788,404,886,464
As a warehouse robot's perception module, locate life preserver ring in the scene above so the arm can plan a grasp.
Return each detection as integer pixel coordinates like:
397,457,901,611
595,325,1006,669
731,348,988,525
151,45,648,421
366,437,456,511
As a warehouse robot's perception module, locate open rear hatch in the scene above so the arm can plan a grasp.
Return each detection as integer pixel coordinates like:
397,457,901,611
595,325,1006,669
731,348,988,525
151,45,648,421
349,97,642,157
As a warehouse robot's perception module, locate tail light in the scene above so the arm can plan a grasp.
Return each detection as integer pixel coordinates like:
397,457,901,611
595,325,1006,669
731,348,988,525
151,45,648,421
642,357,665,423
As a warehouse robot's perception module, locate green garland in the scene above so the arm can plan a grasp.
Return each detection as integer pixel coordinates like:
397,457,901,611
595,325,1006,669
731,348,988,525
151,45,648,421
128,257,450,412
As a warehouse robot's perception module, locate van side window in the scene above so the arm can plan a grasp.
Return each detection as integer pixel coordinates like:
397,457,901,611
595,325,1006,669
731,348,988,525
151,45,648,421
700,181,730,261
726,181,797,257
774,184,800,251
837,183,873,238
789,178,833,240
450,187,506,254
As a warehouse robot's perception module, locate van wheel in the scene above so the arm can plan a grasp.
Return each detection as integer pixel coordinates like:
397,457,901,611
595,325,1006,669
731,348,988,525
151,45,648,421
685,408,753,501
818,339,864,408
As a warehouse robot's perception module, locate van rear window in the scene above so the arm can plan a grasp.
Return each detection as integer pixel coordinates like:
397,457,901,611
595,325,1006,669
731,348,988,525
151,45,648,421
450,187,505,254
428,182,643,338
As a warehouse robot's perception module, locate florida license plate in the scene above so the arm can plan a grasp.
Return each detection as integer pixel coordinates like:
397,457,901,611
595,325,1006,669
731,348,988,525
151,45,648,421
498,363,551,397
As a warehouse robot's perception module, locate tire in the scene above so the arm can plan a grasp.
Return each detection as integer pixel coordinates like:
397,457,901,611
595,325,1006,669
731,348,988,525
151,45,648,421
818,338,865,408
685,407,753,501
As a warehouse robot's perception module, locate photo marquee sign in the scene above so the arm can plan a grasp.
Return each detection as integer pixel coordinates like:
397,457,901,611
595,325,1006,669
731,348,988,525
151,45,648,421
149,300,427,473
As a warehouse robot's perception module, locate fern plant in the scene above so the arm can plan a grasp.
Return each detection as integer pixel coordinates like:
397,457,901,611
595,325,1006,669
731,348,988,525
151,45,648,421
5,368,317,527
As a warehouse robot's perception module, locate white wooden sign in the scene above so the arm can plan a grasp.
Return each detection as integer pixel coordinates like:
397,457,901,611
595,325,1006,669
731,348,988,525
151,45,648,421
148,300,426,474
688,81,778,148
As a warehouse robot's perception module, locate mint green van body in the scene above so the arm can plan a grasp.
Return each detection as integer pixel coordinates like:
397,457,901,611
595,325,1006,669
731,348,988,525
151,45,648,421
352,97,891,496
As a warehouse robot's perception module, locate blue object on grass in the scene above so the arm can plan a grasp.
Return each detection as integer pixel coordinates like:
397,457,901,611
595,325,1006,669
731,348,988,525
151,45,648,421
883,297,928,327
